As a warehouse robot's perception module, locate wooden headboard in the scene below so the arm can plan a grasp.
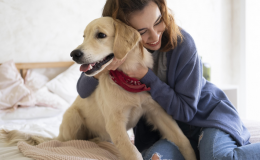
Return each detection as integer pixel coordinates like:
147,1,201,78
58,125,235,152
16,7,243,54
14,61,74,79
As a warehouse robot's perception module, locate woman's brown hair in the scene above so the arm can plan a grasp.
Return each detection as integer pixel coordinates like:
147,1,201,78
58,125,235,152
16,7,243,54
102,0,183,52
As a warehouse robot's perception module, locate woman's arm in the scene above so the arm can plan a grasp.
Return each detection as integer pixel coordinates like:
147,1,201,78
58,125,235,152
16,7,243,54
140,31,204,122
77,72,99,98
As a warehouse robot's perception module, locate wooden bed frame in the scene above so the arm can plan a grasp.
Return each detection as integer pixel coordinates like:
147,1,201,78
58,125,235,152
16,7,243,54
14,61,74,79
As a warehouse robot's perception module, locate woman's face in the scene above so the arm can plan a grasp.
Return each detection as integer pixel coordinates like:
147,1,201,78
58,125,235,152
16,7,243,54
128,1,166,51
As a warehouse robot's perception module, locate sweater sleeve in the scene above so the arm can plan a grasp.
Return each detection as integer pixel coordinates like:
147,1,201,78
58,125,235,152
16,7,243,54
77,72,99,98
140,32,203,122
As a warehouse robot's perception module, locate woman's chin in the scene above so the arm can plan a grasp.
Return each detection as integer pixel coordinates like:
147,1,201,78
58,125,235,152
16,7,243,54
144,43,161,51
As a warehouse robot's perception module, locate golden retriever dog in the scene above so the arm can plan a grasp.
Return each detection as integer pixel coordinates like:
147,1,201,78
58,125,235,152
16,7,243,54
1,17,196,160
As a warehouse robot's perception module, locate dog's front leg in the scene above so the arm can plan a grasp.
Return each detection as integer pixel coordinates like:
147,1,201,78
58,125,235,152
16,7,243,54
105,116,142,160
144,101,196,160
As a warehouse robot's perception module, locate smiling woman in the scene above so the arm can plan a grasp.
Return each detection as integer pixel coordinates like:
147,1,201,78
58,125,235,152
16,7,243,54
128,3,165,51
0,0,259,160
76,0,260,160
102,0,183,52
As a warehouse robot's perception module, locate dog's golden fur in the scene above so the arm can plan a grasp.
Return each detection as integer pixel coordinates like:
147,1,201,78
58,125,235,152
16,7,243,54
0,17,196,160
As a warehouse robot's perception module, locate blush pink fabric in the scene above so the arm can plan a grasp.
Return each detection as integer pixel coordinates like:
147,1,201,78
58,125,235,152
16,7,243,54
16,69,50,108
18,140,119,160
243,119,260,144
0,60,30,110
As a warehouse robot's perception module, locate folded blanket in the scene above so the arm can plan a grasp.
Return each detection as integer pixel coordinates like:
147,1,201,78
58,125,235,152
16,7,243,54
18,140,119,160
243,119,260,144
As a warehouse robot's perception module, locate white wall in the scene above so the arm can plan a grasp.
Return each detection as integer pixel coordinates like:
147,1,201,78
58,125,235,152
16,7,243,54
0,0,233,86
0,0,106,63
245,0,260,121
231,0,246,118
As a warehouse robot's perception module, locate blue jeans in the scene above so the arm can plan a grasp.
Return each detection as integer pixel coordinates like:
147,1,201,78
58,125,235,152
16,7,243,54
142,128,260,160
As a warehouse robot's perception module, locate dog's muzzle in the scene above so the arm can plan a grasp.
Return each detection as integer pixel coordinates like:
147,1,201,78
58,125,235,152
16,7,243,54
70,50,83,62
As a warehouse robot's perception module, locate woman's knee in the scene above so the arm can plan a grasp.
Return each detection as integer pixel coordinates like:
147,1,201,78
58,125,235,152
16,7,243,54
199,128,238,160
142,139,185,160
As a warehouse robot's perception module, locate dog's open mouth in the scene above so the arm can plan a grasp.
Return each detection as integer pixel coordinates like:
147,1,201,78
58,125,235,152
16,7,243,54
80,53,114,75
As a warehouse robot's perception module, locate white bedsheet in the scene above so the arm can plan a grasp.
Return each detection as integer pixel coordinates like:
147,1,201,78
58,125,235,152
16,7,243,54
0,110,64,160
0,106,65,120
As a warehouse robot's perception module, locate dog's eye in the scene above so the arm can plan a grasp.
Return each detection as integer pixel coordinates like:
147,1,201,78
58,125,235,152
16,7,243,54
97,32,107,39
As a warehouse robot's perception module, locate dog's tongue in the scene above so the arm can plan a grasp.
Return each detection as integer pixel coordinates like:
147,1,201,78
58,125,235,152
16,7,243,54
80,63,96,72
80,64,90,72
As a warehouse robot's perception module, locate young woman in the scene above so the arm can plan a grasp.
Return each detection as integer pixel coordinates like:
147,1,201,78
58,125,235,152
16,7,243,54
77,0,260,159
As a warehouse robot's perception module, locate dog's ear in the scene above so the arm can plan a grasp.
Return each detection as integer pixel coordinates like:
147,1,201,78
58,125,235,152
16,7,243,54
113,19,141,59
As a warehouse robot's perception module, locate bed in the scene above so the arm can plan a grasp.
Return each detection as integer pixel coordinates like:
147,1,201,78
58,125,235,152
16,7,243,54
0,60,74,159
0,60,125,160
0,60,259,160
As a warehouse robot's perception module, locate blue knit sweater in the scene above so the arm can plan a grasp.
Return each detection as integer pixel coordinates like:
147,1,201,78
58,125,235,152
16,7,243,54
76,30,250,151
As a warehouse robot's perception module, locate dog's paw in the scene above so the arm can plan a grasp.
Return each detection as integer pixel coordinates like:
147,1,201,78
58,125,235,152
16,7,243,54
124,152,143,160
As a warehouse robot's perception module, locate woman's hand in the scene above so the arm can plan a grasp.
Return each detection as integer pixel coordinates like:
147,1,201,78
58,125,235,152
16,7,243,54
94,56,126,79
106,56,127,70
124,63,148,80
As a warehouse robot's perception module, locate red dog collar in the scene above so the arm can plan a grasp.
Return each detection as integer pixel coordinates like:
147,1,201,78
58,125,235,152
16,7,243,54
109,70,150,93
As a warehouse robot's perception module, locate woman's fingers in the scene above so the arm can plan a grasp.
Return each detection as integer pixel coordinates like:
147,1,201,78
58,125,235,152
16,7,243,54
107,57,148,80
124,63,148,80
106,57,126,70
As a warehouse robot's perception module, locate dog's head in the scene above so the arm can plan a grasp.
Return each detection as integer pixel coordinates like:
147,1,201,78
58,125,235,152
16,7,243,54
70,17,141,76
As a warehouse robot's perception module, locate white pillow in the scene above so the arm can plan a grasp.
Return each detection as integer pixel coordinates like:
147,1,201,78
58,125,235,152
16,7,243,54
0,60,30,110
25,69,50,92
45,63,81,104
1,87,70,120
16,70,50,107
35,87,70,111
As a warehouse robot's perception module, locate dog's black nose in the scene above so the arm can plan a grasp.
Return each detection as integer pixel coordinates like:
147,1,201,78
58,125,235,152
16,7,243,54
70,50,83,58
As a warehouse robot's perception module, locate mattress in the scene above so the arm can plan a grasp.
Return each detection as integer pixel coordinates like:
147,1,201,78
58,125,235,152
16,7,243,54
0,109,64,160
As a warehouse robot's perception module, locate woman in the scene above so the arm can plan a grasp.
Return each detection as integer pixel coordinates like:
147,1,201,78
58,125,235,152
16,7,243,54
77,0,260,159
